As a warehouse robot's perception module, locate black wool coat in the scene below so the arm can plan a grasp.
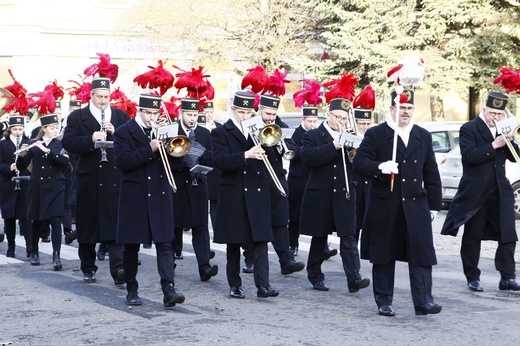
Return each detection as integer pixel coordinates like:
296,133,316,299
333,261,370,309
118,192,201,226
17,138,69,221
353,122,442,266
62,106,130,243
211,119,273,244
441,117,518,243
170,125,212,228
299,122,357,238
0,136,30,219
113,118,175,244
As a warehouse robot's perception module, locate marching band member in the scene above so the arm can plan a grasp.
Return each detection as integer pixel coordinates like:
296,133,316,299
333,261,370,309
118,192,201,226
242,94,305,275
211,91,278,299
353,90,442,316
17,114,69,270
0,115,31,258
114,94,185,307
171,98,218,282
442,91,520,292
62,77,129,285
288,106,319,256
300,96,370,293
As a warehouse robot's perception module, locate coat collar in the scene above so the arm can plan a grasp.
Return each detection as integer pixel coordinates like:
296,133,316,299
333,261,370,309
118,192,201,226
128,118,150,146
384,122,422,159
224,119,247,145
317,122,333,142
475,116,495,142
80,107,103,133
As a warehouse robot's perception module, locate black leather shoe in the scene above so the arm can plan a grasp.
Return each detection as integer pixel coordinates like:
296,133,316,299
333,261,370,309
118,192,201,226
26,247,31,258
30,252,40,265
64,230,77,245
163,285,185,307
281,260,305,275
257,285,279,298
174,252,184,260
415,303,442,315
230,286,245,299
348,278,370,293
210,250,215,259
126,292,142,306
53,252,62,271
200,265,218,282
313,281,329,291
378,305,395,316
499,279,520,291
324,244,338,260
467,280,483,292
41,236,50,243
83,271,96,283
242,264,254,274
114,268,125,285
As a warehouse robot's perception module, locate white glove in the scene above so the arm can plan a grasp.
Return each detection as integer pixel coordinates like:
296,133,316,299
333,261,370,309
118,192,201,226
378,160,399,175
430,210,439,221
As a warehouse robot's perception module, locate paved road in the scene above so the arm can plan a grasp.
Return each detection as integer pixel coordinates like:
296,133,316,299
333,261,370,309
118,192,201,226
1,212,519,345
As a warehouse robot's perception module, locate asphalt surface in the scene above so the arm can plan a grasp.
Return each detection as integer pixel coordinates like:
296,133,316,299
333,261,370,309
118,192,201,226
1,211,519,345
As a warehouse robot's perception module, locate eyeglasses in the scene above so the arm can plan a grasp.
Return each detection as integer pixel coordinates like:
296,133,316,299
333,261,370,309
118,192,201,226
141,110,160,116
329,112,348,122
399,106,415,111
488,111,504,118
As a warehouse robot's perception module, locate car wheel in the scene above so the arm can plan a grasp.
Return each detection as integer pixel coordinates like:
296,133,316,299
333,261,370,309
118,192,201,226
513,182,520,219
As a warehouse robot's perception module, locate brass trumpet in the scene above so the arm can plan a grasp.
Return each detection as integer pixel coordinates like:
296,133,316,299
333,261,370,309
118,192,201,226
244,123,287,196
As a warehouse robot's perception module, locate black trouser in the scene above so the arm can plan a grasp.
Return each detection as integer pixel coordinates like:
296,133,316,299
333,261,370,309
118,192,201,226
173,227,184,255
306,235,328,284
227,242,269,288
173,225,211,274
372,261,434,308
461,196,517,282
31,218,61,254
124,242,175,293
243,226,294,269
288,219,299,249
339,235,362,285
61,207,73,233
79,241,124,278
4,217,31,250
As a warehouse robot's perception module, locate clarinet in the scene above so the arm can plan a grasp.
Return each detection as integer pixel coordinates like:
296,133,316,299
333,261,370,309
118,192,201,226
13,136,21,191
99,108,108,164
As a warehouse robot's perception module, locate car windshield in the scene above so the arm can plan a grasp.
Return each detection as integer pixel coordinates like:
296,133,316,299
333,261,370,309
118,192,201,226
431,130,459,154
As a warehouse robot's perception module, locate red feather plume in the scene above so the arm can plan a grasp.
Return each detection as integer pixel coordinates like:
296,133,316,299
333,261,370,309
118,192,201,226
353,85,376,109
28,91,56,115
83,53,119,83
43,80,64,101
67,78,92,104
112,95,138,118
162,96,181,120
399,94,409,104
293,79,323,108
241,65,269,94
133,60,175,96
2,70,30,115
323,71,359,103
494,67,520,95
173,66,213,99
110,87,126,102
267,69,291,97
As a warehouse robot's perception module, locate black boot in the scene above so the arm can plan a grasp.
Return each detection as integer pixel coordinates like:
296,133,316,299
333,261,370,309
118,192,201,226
53,251,62,271
31,251,40,265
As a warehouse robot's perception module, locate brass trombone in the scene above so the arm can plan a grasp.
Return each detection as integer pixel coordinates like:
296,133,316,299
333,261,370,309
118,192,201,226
244,122,287,196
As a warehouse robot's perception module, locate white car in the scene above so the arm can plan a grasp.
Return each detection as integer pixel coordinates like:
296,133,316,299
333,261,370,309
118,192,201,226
439,139,520,219
417,121,465,165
